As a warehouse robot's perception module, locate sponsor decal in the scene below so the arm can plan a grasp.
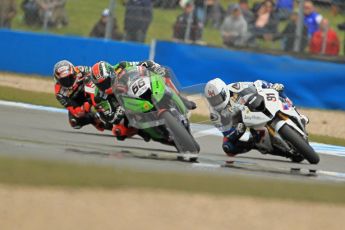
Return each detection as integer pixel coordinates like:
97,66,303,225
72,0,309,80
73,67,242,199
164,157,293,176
243,114,265,121
208,90,215,97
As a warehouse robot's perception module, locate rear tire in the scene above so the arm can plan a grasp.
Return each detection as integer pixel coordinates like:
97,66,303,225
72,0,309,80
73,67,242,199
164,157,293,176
160,111,200,153
279,125,320,164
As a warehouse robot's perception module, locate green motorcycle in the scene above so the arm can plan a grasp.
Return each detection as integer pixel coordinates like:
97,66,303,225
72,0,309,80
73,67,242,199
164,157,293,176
112,66,200,160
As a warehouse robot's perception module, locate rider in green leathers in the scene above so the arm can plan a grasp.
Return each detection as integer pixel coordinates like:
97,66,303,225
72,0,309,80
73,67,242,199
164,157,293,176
88,60,196,140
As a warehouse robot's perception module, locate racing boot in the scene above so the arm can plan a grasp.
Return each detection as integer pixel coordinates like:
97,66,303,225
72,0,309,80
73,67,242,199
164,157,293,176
223,123,253,157
68,112,94,129
92,119,106,132
112,124,137,141
69,117,82,129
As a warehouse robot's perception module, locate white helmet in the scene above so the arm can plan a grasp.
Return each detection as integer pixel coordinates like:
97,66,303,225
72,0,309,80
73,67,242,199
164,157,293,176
204,78,230,111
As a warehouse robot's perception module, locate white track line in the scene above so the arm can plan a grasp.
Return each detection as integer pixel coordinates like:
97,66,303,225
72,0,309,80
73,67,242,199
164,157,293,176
0,100,67,114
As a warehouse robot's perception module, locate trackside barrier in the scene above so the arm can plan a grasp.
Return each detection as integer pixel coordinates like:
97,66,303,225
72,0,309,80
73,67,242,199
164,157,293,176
0,30,149,76
154,41,345,110
0,30,344,110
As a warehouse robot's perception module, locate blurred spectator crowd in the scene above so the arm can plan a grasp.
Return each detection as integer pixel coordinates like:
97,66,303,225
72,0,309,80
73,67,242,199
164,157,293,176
0,0,68,28
172,0,344,56
21,0,68,28
1,0,345,57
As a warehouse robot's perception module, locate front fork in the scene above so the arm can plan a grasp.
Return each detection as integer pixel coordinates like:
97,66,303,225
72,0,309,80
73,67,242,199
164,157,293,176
266,112,307,154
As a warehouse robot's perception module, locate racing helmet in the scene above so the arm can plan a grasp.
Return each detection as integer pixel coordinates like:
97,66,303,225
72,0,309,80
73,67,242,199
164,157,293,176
91,61,115,91
204,78,230,111
53,60,76,88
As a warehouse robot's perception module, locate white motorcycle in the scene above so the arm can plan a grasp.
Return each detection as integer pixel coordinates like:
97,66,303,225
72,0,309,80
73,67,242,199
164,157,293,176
219,81,320,164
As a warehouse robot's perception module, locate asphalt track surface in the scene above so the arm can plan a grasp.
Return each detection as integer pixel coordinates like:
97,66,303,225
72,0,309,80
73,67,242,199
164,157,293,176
1,104,345,183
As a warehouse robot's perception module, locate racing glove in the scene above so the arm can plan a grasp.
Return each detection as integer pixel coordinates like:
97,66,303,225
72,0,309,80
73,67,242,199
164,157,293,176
140,60,166,76
100,104,125,124
113,106,125,124
139,60,155,68
114,61,138,75
56,93,72,107
272,83,284,92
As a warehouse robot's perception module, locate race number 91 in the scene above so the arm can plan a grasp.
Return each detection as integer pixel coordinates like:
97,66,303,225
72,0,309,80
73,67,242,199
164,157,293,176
266,93,277,102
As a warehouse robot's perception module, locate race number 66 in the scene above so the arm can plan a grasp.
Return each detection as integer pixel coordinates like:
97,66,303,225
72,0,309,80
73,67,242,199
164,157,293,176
132,79,145,95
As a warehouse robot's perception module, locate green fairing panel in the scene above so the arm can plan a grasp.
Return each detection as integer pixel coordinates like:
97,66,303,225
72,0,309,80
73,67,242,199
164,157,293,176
122,96,154,113
150,74,165,102
93,87,110,111
171,91,187,115
94,87,99,96
98,100,111,111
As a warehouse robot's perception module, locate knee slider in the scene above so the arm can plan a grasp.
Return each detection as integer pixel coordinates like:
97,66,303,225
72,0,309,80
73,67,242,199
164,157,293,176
222,142,236,154
69,117,81,129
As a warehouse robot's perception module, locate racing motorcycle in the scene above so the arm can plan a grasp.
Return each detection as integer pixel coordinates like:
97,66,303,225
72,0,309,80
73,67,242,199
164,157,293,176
219,81,320,164
111,66,200,161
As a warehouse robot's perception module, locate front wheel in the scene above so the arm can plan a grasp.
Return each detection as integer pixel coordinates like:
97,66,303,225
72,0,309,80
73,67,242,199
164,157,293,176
279,124,320,164
160,111,200,154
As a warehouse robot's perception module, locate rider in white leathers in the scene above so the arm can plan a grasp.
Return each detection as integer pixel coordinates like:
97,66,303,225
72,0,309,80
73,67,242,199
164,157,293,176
204,78,309,157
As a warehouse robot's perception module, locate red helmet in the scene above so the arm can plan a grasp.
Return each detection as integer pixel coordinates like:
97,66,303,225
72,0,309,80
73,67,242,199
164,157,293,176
91,61,115,91
53,60,76,88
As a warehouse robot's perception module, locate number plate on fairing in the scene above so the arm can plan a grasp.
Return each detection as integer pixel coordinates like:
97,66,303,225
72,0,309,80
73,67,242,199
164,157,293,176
128,77,151,98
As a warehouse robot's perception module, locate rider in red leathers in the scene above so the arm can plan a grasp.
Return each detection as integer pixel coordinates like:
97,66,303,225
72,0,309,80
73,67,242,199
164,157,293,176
53,60,106,131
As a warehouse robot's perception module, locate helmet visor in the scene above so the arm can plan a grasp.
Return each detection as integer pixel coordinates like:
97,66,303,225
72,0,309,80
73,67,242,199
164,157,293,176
58,74,76,88
207,89,227,107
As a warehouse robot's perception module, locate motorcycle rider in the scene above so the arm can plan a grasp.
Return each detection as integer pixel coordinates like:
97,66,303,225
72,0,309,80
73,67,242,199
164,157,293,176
89,60,197,140
53,60,105,131
204,78,309,157
89,61,134,140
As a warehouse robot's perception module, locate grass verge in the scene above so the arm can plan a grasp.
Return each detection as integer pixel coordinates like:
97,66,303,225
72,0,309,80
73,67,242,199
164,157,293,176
1,84,344,146
0,85,61,108
1,155,345,204
309,134,345,147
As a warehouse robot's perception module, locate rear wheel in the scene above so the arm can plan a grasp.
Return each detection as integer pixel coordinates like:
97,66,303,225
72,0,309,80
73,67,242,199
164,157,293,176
279,125,320,164
160,111,200,154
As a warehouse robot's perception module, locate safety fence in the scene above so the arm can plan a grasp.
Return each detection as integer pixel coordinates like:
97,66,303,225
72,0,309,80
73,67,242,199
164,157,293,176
0,29,149,76
0,29,344,110
2,0,344,58
155,41,345,110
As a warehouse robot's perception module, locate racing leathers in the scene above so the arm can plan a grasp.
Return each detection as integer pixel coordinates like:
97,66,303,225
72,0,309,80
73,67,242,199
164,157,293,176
90,60,196,141
54,66,104,130
85,80,130,139
209,80,306,157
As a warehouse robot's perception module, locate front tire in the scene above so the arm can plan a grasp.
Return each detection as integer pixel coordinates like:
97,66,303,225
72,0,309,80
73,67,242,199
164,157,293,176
279,124,320,164
160,111,200,154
